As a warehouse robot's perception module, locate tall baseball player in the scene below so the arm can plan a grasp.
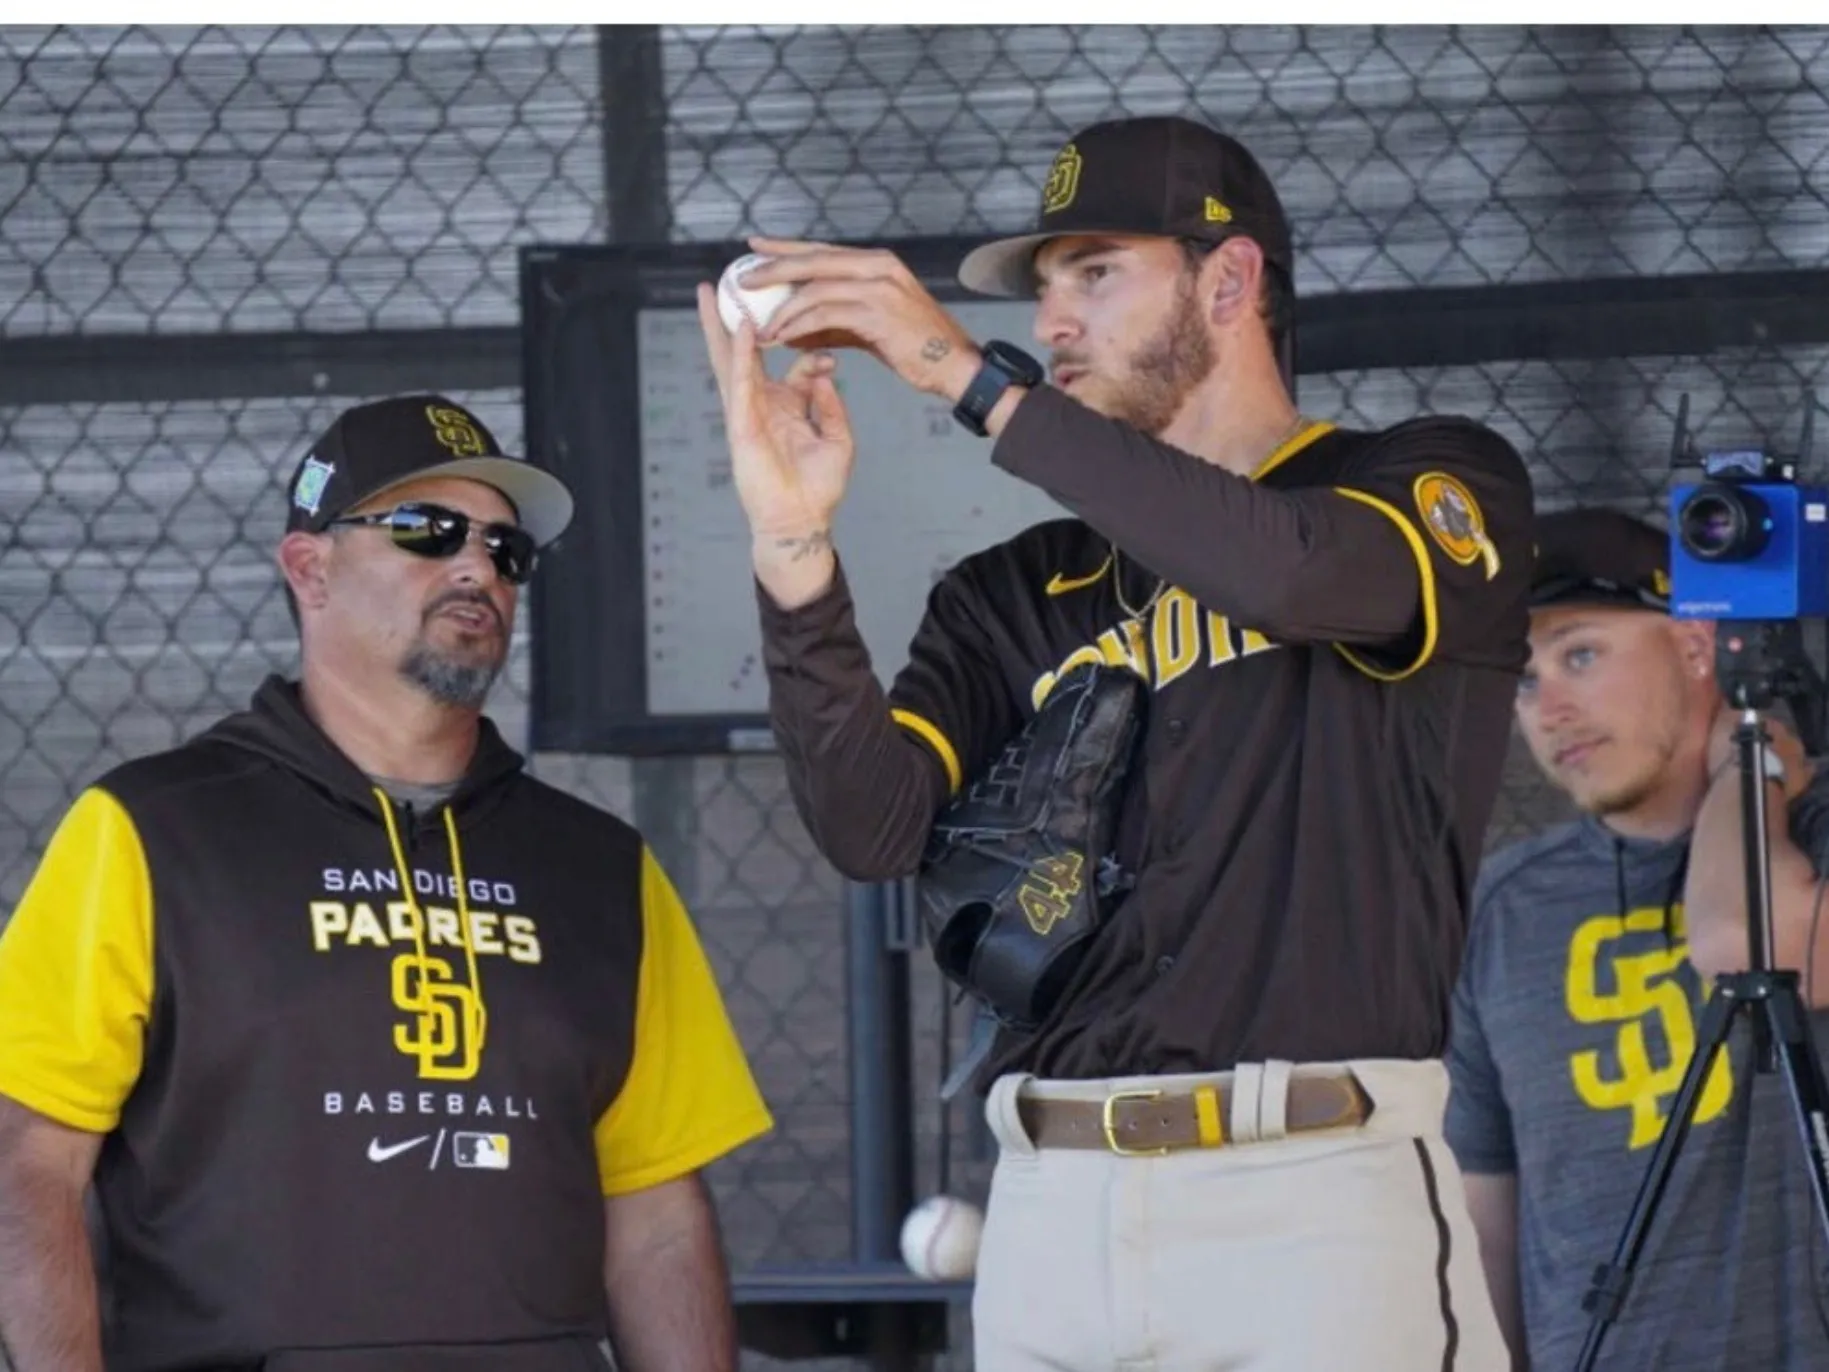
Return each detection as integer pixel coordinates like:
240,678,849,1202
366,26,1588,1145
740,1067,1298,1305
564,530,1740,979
699,115,1535,1370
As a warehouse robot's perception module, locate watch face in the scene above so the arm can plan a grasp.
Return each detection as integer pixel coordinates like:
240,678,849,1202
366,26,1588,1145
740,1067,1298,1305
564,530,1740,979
985,341,1043,387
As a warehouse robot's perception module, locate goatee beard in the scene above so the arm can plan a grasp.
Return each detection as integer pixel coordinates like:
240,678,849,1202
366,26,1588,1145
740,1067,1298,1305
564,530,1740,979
400,645,500,709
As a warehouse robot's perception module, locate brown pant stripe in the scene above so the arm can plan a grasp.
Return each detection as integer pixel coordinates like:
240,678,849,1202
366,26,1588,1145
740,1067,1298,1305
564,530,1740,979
1413,1137,1461,1372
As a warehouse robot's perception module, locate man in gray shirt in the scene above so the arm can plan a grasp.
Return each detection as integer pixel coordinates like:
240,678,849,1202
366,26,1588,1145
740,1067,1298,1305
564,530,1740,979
1446,505,1829,1370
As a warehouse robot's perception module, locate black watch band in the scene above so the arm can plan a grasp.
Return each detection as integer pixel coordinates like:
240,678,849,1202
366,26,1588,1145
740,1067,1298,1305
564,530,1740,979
953,341,1044,437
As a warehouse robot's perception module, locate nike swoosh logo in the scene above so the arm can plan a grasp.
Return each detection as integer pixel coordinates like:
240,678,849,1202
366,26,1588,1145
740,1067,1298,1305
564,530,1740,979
367,1134,431,1162
1046,557,1112,596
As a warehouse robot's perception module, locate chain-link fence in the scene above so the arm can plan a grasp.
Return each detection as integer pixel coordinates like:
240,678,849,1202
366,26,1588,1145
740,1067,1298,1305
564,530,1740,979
5,22,1829,1372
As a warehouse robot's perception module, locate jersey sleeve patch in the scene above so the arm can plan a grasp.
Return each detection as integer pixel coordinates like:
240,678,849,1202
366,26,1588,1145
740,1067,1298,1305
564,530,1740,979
1414,470,1502,581
1325,417,1532,673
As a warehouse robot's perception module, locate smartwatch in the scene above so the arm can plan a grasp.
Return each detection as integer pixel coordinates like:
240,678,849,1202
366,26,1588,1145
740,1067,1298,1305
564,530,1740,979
953,340,1044,437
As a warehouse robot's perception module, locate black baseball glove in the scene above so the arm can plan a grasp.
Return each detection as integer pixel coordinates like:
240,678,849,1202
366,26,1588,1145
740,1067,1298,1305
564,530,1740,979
916,661,1146,1032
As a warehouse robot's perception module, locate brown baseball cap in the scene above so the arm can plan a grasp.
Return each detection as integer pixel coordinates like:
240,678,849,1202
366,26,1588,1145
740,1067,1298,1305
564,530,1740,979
283,394,574,548
1531,506,1672,613
957,115,1295,298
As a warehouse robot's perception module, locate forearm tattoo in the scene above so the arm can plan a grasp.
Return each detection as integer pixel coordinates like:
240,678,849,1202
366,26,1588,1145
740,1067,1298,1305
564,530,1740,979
920,337,952,362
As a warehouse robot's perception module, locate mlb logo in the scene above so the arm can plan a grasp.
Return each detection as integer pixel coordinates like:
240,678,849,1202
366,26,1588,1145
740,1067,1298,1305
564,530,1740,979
452,1132,510,1170
293,457,335,515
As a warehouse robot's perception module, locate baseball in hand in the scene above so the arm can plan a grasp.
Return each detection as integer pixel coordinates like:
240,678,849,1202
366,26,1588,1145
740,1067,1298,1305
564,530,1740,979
716,250,866,352
717,252,796,341
898,1193,984,1280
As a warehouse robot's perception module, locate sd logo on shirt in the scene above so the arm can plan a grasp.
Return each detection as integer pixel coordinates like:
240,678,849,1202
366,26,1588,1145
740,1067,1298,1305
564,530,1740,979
1563,903,1734,1149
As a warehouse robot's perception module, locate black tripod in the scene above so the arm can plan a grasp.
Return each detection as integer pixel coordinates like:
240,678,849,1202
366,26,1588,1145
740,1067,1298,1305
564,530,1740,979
1573,620,1829,1371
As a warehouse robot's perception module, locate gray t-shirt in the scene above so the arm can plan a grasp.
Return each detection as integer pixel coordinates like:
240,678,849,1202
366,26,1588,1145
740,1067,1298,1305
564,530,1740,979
1446,771,1829,1371
370,775,461,815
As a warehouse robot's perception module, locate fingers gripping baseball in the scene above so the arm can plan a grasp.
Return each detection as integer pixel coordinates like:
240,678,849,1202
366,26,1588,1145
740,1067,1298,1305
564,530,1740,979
740,238,978,397
696,279,855,541
719,248,871,356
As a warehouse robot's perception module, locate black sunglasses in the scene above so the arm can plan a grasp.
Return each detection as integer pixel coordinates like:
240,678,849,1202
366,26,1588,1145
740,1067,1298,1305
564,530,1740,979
328,501,538,585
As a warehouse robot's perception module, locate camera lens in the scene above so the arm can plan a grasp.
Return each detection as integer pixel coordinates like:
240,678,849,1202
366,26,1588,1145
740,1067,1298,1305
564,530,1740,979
1677,483,1770,562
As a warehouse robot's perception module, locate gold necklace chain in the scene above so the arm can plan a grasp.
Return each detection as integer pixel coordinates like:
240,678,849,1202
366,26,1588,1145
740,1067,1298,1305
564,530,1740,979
1112,412,1311,623
1112,556,1166,622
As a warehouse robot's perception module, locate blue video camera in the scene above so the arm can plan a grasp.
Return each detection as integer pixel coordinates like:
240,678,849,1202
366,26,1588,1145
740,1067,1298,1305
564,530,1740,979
1668,394,1828,621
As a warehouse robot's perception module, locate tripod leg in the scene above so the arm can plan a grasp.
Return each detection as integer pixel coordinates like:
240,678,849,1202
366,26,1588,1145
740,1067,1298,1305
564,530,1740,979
1571,983,1742,1372
1761,973,1829,1239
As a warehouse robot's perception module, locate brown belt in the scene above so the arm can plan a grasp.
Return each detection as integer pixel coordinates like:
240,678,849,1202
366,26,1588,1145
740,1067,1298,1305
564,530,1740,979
1018,1072,1371,1155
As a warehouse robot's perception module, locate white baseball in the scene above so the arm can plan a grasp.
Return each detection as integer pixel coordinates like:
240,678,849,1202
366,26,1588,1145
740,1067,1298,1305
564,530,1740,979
717,252,796,340
898,1193,984,1280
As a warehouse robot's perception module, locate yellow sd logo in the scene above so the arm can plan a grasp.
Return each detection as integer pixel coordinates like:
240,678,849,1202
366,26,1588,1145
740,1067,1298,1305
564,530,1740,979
1565,907,1733,1149
1041,143,1082,215
391,952,484,1081
426,404,488,457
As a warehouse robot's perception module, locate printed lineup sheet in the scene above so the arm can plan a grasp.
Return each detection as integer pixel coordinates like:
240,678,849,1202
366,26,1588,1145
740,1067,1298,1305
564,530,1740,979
635,301,1065,722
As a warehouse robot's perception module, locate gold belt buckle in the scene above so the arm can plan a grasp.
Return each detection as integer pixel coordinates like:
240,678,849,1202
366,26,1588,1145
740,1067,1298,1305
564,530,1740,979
1101,1088,1169,1156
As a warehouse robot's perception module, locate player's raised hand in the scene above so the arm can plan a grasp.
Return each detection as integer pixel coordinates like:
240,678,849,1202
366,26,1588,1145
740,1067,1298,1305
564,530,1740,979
698,281,854,606
739,236,982,402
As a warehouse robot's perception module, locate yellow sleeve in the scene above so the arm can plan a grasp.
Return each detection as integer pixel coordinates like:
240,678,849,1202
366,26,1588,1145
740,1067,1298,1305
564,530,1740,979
0,786,154,1133
592,846,774,1195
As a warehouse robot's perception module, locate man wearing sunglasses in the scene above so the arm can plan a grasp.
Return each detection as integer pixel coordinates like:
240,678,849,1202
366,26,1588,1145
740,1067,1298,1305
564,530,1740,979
0,395,773,1372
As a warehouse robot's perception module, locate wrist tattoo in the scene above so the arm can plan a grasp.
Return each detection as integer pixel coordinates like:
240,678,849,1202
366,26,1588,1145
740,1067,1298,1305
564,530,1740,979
773,529,832,562
920,337,952,362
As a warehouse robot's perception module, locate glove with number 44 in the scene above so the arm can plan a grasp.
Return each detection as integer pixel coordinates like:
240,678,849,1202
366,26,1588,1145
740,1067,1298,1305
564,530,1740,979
916,661,1146,1032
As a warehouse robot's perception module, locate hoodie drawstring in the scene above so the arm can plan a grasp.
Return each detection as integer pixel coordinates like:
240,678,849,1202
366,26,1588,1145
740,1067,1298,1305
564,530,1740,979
374,787,487,1063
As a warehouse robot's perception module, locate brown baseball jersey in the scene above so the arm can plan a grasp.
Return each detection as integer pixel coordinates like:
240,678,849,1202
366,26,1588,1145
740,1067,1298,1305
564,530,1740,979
756,384,1534,1085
